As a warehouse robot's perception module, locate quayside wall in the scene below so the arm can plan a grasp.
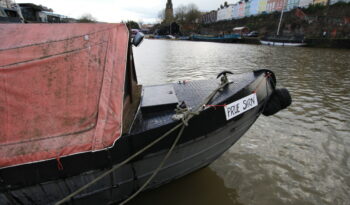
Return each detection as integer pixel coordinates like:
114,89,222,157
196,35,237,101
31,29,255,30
198,2,350,48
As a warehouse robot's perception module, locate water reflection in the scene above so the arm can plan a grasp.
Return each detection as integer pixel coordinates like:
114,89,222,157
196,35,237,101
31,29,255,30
127,168,243,205
133,40,350,205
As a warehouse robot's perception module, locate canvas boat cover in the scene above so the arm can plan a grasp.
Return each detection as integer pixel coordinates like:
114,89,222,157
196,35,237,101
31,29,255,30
0,23,129,168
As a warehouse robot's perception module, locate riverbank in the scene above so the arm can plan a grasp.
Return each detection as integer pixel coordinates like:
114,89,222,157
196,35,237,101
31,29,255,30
146,36,350,49
195,2,350,48
305,38,350,48
240,37,350,49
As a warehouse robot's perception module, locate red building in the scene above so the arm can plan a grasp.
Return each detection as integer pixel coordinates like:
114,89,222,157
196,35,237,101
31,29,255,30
266,0,285,12
238,1,245,18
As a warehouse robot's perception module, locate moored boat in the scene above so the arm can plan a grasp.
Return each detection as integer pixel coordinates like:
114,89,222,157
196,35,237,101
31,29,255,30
190,34,241,43
0,6,22,23
260,35,307,47
178,36,190,40
259,2,307,47
0,23,291,204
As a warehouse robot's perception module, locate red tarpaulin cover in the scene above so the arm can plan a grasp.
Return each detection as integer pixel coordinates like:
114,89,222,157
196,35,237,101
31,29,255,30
0,23,129,168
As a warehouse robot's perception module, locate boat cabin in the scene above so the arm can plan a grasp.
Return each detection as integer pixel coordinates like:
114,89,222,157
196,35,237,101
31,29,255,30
0,6,21,23
18,3,51,23
233,26,249,36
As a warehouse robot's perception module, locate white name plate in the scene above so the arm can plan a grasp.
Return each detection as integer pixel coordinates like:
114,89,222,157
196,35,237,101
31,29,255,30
224,93,258,120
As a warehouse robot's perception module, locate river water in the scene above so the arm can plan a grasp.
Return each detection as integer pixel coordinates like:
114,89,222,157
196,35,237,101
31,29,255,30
130,39,350,205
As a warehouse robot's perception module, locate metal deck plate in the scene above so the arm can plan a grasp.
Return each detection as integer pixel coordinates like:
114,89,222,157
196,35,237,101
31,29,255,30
141,85,179,112
131,73,257,134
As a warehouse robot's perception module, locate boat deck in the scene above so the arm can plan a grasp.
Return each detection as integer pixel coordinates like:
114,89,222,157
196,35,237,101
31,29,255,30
130,73,256,135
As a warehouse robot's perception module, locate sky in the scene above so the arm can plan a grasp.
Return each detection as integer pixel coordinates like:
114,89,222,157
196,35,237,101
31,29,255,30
15,0,237,23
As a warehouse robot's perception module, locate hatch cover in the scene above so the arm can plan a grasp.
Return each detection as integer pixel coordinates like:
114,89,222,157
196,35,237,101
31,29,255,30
141,85,179,112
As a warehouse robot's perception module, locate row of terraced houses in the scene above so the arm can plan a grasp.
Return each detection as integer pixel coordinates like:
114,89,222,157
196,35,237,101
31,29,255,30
201,0,350,24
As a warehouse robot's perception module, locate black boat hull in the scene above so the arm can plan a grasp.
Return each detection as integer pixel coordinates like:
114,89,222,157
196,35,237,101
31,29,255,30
68,110,259,205
1,108,261,205
0,70,278,204
191,38,239,43
190,35,241,43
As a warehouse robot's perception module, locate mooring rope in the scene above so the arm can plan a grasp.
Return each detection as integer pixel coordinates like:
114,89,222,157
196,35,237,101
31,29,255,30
55,123,183,205
119,125,186,205
55,80,231,205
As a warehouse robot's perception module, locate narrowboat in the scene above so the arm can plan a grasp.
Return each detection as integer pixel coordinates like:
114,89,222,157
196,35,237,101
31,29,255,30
0,23,291,204
190,34,241,43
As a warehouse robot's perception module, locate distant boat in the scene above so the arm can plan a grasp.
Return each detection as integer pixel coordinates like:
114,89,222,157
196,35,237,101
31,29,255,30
191,34,241,43
178,36,190,40
166,34,176,39
260,4,307,47
260,35,306,47
153,35,176,40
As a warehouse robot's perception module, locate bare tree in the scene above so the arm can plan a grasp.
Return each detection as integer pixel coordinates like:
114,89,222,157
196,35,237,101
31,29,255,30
77,13,97,23
158,9,165,22
157,2,201,30
174,4,187,24
185,3,201,24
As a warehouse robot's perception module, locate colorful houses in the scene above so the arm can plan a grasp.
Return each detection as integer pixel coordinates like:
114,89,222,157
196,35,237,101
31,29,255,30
201,10,218,24
232,3,240,19
238,1,245,18
217,7,226,21
211,0,344,23
313,0,328,5
266,0,285,12
287,0,300,10
227,4,234,19
245,0,251,17
266,0,273,12
217,5,234,21
250,0,260,16
299,0,313,7
258,0,268,13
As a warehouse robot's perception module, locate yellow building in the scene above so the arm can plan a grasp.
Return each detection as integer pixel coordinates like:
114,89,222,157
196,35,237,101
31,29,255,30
313,0,328,5
258,0,267,13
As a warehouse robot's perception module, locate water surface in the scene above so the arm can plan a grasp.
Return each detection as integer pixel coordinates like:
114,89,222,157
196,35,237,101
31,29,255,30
130,39,350,205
